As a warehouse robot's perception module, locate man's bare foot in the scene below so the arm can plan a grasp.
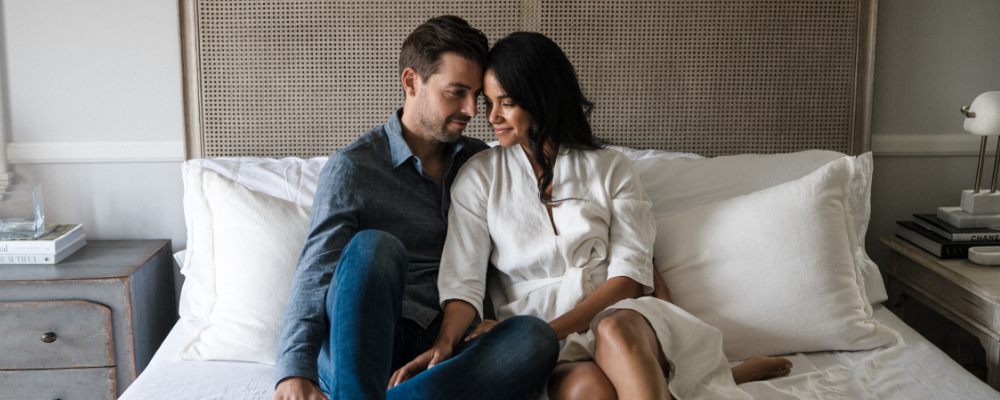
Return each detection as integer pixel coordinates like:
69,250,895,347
731,356,792,385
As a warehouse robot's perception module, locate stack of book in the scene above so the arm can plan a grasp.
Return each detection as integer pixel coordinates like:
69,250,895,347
896,215,1000,259
0,224,86,264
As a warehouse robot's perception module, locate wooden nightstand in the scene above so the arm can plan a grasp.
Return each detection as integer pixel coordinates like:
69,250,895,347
881,235,1000,389
0,240,176,398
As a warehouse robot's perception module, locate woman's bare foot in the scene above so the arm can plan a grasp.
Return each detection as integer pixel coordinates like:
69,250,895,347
731,356,792,385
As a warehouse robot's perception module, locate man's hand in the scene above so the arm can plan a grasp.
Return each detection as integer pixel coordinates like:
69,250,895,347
463,319,498,342
387,341,454,388
273,377,327,400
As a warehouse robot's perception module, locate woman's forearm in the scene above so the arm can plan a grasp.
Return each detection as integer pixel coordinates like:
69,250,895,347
548,276,643,340
434,300,478,349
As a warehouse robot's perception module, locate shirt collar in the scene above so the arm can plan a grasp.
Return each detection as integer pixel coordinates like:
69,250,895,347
385,107,466,169
385,108,413,168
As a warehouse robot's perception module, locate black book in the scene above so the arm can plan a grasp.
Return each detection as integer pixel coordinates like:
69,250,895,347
913,214,1000,242
895,221,1000,259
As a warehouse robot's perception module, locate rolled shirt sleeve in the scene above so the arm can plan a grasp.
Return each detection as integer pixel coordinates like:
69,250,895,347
603,151,656,294
438,154,493,321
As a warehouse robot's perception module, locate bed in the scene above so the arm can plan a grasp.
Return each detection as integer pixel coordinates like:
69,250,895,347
122,0,1000,398
122,304,1000,399
121,149,1000,400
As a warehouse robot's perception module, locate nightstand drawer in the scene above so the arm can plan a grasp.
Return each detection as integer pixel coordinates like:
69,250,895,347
0,367,116,399
0,301,115,369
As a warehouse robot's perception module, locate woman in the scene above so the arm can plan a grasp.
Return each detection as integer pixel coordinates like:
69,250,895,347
399,32,792,400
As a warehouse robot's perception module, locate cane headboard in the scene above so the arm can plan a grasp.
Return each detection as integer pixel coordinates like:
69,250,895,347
180,0,877,159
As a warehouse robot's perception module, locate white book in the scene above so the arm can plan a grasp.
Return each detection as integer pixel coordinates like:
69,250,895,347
0,224,84,254
0,235,86,264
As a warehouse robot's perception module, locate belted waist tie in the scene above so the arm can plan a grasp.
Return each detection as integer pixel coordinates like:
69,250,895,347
504,267,596,317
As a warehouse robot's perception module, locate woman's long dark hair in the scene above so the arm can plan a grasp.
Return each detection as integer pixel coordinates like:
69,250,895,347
487,32,605,206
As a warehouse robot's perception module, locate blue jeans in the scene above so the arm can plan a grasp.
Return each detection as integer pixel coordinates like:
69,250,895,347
318,230,559,400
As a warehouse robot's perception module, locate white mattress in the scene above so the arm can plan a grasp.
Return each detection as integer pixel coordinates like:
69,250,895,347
122,306,1000,400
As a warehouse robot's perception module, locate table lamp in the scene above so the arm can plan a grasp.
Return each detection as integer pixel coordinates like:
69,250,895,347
938,92,1000,228
961,91,1000,214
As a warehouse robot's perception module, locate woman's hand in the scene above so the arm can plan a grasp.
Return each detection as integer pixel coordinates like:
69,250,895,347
649,269,673,303
387,341,454,388
464,319,499,342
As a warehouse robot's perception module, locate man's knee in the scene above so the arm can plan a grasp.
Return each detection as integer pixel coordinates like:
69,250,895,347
331,230,408,304
347,229,407,263
502,315,560,360
340,229,407,276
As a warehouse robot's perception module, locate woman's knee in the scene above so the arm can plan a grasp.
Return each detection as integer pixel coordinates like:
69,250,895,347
549,362,617,400
595,310,650,350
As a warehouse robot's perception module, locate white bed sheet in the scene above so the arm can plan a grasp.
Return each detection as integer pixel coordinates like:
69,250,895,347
122,306,999,400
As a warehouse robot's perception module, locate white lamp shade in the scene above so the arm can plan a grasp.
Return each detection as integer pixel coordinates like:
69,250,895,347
965,91,1000,136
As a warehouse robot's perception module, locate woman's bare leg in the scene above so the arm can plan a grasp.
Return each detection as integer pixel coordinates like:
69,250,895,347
548,361,617,400
731,356,792,384
593,310,672,400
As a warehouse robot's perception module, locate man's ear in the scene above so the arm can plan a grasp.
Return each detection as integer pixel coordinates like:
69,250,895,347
401,68,420,98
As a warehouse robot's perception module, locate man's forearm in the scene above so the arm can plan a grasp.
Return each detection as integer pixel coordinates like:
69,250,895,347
434,300,478,349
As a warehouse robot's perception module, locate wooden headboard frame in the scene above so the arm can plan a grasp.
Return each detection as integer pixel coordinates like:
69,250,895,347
180,0,877,159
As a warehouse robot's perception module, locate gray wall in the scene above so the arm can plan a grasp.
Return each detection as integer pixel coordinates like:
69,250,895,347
866,0,1000,270
1,0,186,299
1,0,186,249
2,0,1000,306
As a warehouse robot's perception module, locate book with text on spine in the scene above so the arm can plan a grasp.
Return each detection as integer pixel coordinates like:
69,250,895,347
0,224,83,254
0,235,86,264
913,214,1000,242
896,221,1000,259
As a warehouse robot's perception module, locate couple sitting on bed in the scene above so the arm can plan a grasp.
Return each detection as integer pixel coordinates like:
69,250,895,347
273,15,791,400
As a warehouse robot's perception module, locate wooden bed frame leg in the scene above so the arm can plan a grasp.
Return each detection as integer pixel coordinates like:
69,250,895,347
978,336,1000,390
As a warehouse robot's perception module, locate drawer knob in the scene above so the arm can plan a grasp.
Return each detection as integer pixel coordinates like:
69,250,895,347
41,332,57,343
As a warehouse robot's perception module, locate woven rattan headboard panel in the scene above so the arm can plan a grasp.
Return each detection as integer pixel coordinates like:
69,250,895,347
180,0,876,158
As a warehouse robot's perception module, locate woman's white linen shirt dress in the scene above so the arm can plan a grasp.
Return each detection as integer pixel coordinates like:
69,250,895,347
438,145,656,324
438,145,752,400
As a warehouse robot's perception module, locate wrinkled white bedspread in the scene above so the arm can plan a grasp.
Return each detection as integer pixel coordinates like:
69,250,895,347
122,306,999,400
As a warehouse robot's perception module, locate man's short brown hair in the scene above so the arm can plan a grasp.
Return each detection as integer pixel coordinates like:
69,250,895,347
399,16,488,82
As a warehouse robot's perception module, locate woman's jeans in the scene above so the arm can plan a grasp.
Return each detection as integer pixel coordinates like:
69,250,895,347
317,230,560,400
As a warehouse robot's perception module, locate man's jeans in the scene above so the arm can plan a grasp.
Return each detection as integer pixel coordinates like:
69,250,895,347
318,230,560,400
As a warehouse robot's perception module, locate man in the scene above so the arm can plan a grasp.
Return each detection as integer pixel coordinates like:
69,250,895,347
273,16,559,400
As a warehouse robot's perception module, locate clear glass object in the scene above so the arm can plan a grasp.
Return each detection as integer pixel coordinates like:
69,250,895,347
0,184,45,238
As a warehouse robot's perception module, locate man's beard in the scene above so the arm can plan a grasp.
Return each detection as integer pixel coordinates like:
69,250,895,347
416,106,469,144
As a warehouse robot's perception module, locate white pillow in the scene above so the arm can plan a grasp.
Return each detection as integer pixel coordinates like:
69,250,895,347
653,157,897,360
178,168,311,364
177,150,884,326
620,149,886,305
179,157,326,322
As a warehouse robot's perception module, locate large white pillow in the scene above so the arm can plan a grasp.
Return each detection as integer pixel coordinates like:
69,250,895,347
617,148,885,305
178,168,311,364
178,157,326,322
653,157,897,360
